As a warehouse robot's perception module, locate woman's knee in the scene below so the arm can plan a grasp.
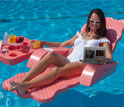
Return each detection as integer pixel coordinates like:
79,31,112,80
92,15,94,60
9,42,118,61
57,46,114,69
51,67,62,77
47,51,57,58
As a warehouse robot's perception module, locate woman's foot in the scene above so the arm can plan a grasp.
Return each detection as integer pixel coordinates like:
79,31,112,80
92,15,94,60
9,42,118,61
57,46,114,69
8,86,17,91
9,80,27,95
8,80,18,91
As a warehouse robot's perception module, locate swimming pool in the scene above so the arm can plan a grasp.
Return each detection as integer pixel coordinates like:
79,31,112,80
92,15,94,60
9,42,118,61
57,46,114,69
0,0,124,107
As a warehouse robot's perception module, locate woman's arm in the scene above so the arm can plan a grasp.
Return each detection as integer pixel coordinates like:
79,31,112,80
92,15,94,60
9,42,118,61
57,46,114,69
103,42,113,59
103,42,113,63
96,42,113,64
40,35,78,47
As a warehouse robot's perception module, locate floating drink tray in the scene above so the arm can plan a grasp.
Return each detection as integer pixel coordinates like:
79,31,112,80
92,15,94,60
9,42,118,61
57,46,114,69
0,37,36,65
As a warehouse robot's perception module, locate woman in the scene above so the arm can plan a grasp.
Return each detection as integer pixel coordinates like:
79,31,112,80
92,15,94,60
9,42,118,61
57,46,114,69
9,8,113,95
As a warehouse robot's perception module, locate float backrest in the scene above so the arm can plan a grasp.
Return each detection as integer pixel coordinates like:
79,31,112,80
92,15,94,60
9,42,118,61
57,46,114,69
81,17,124,53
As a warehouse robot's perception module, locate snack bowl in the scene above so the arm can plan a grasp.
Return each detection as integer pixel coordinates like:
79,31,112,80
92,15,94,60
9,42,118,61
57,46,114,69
8,36,24,46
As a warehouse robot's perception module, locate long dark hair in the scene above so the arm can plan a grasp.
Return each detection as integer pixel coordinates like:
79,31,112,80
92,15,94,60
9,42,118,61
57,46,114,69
85,8,107,38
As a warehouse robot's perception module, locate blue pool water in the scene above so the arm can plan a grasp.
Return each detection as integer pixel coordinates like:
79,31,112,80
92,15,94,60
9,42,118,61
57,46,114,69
0,0,124,107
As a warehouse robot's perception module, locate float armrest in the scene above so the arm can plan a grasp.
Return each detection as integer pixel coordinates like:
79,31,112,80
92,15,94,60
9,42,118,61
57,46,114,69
79,61,118,86
27,48,48,68
50,47,69,56
27,47,69,68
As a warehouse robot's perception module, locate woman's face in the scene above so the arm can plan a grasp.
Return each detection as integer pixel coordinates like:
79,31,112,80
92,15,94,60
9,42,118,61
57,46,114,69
89,13,101,32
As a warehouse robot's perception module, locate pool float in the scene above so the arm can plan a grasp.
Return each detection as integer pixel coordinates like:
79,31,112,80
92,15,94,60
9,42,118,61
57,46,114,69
2,17,124,103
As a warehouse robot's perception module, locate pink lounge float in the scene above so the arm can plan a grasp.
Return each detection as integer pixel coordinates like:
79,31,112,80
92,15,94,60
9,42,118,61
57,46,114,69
2,17,124,103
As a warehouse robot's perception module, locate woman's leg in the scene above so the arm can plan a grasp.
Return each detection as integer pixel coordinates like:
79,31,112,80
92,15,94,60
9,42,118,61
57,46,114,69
21,51,69,82
9,62,87,95
8,51,69,91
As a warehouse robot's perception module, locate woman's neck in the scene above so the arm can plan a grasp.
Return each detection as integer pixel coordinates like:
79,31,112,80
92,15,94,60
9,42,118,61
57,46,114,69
89,31,97,35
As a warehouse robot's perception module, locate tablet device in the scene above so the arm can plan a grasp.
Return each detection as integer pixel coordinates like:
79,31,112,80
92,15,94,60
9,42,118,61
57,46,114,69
83,47,106,64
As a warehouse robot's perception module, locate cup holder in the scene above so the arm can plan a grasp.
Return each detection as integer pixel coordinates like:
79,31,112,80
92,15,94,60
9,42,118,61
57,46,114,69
23,42,28,46
9,53,17,57
21,46,30,53
8,45,16,51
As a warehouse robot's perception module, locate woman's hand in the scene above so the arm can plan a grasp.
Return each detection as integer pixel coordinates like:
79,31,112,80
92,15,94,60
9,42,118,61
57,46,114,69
96,57,112,64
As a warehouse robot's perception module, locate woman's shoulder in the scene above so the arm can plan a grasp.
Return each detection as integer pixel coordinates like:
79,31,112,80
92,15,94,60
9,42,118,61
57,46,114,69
79,31,87,37
77,31,85,35
75,31,85,38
